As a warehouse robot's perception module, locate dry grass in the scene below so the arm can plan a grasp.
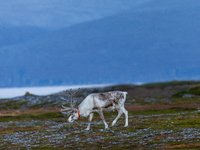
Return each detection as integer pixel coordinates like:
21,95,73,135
163,143,200,149
0,108,60,116
126,83,200,98
125,104,200,111
0,126,50,134
0,103,200,116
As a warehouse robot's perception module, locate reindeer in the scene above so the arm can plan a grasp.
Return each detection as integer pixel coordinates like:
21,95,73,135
60,88,128,130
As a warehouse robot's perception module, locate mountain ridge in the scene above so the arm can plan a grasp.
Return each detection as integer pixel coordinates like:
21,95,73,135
1,0,200,87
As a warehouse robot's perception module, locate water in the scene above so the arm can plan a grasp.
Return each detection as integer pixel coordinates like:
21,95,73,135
0,84,110,99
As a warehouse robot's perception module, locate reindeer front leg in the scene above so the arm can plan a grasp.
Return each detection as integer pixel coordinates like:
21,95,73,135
98,110,108,129
85,113,94,130
111,109,123,127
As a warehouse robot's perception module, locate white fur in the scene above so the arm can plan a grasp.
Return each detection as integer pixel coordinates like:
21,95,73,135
66,91,128,130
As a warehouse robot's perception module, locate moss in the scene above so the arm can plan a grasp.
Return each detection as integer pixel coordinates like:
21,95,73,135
30,102,55,109
173,97,200,104
32,146,55,150
6,105,19,109
188,86,200,96
17,101,28,105
0,112,63,122
8,145,27,149
163,142,200,149
172,86,200,98
173,118,200,127
3,100,21,109
127,128,136,132
128,107,197,116
104,136,117,141
6,101,28,109
141,80,200,89
113,145,143,149
4,100,16,105
172,91,187,98
0,100,29,110
110,84,135,91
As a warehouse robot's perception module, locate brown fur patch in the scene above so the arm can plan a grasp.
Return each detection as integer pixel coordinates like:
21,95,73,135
104,102,113,108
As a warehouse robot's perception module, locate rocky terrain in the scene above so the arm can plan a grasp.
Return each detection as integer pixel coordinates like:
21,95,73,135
1,80,200,111
1,81,200,149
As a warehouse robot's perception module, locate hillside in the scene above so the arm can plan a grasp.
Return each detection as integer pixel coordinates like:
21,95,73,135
1,80,200,149
1,80,200,110
1,0,200,87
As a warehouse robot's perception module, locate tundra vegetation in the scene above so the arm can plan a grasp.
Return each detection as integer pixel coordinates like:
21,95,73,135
1,81,200,149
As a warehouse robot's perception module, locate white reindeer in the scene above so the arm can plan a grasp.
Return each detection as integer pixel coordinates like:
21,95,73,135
60,88,128,130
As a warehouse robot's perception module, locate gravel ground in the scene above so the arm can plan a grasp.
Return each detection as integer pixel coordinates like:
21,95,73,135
1,110,200,149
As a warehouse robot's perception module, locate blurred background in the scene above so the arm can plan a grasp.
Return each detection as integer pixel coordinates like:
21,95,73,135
0,0,200,88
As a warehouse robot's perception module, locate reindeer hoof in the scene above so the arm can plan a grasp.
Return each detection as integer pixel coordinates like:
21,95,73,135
105,127,109,131
100,128,109,132
124,124,128,127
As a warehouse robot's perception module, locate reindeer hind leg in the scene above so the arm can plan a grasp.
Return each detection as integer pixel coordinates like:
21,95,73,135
122,107,128,127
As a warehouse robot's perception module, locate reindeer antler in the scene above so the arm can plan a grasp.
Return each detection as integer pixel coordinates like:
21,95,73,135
60,88,80,117
62,88,80,109
63,88,80,97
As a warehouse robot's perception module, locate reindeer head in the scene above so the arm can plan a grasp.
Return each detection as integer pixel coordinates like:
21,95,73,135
60,88,80,122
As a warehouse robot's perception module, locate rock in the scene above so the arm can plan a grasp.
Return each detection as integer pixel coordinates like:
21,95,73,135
182,94,196,98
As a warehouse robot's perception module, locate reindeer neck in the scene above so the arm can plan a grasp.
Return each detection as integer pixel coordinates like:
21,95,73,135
77,103,90,117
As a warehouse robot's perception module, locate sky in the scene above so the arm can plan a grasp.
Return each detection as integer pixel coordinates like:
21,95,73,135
0,0,148,29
